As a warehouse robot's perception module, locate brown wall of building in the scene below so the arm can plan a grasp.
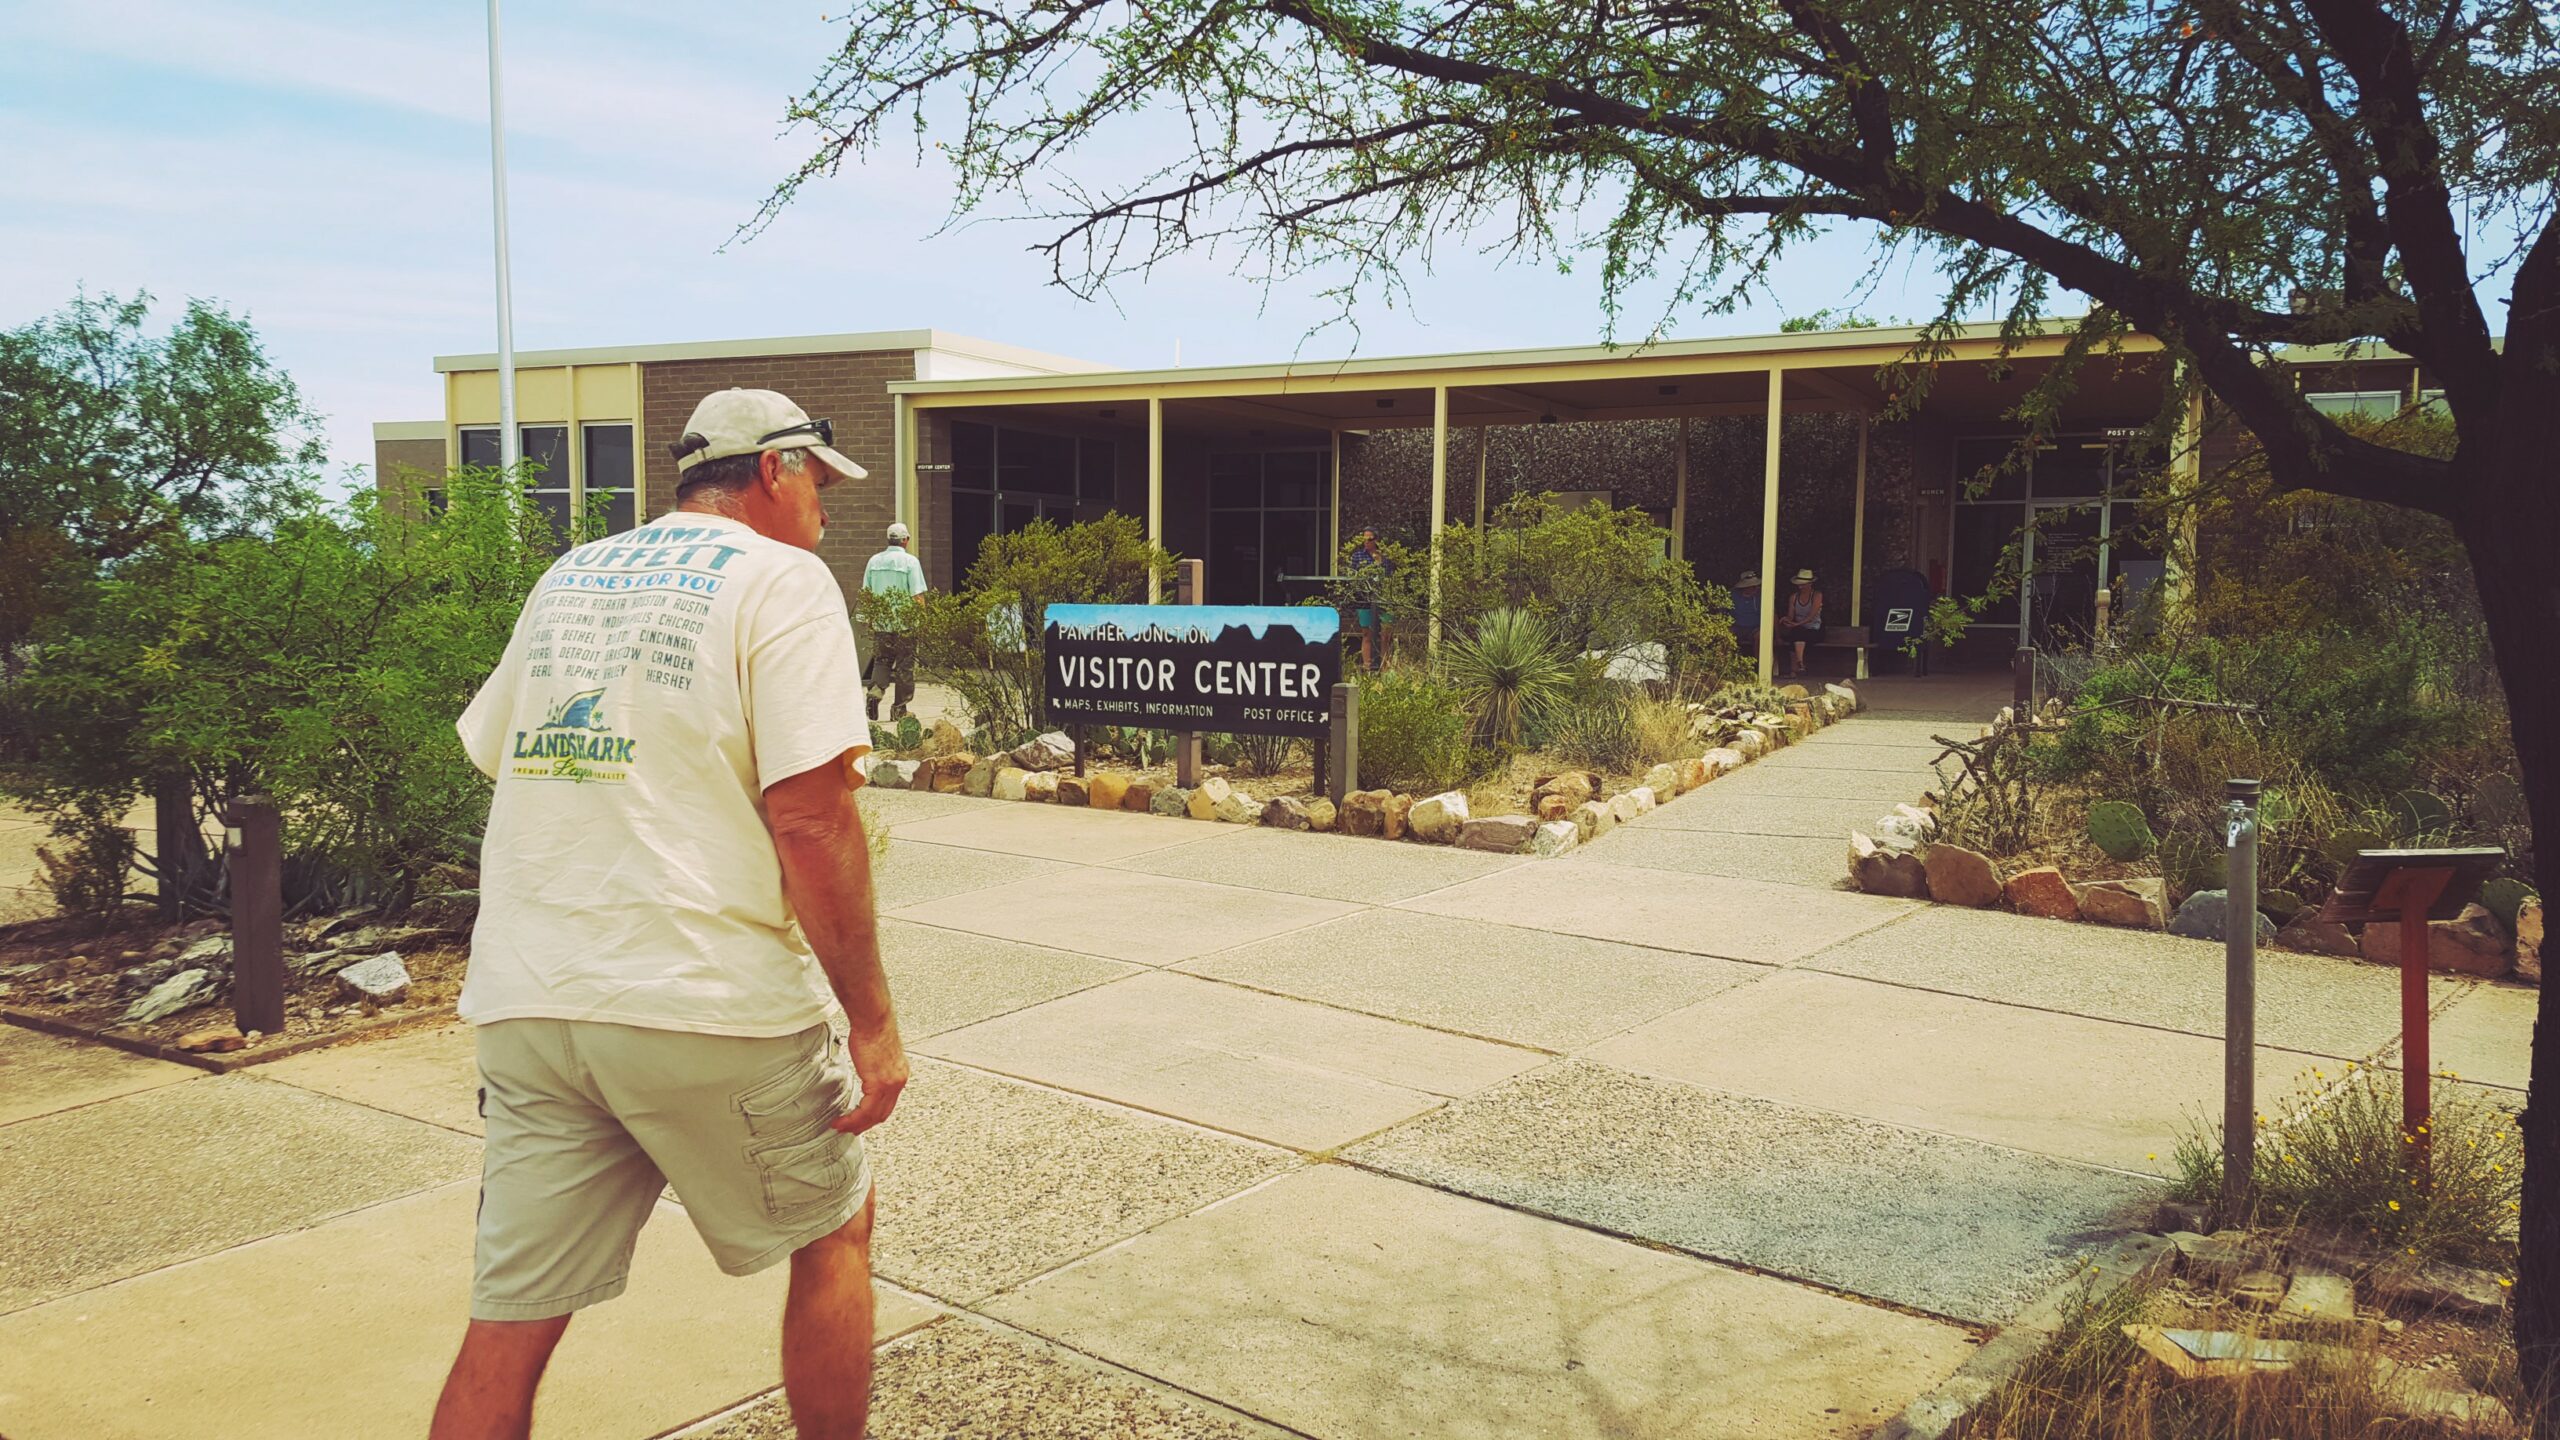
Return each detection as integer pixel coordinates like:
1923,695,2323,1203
640,349,913,593
373,437,448,520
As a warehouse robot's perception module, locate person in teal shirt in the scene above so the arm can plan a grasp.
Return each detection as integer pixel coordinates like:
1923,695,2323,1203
861,522,929,721
1731,570,1762,653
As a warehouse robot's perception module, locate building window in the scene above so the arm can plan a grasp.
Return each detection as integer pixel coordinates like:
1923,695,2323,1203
1206,450,1327,605
949,421,1116,577
1944,433,2155,644
458,423,636,552
2305,390,2403,419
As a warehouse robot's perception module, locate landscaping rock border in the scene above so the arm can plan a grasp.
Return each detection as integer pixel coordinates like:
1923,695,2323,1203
857,681,1868,857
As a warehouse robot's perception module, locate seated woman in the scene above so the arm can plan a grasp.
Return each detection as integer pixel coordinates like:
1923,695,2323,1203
1778,568,1824,677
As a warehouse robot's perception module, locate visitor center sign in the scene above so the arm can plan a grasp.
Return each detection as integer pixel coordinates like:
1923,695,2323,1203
1044,604,1341,737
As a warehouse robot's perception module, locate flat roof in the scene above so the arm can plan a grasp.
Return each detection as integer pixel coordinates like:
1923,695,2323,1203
372,420,444,441
884,317,2133,399
434,328,1110,375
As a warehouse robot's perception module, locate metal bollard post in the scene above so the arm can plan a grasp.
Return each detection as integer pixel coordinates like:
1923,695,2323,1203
2221,778,2261,1221
228,796,286,1037
1328,681,1359,804
1173,559,1204,789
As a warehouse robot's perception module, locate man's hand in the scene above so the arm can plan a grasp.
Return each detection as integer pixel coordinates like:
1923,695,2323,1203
833,1021,908,1135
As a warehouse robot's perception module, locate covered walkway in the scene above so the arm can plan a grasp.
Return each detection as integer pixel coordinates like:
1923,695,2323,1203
886,322,2188,681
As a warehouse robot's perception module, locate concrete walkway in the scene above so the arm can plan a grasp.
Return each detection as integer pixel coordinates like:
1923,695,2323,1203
0,687,2535,1438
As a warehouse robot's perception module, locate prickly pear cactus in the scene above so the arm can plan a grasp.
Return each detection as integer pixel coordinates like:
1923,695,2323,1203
2087,801,2155,861
2389,789,2454,842
2160,830,2228,898
2480,877,2535,937
894,714,925,751
2322,825,2387,870
2472,774,2528,830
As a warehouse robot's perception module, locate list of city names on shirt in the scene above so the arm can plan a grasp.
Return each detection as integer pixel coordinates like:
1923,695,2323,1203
527,588,709,692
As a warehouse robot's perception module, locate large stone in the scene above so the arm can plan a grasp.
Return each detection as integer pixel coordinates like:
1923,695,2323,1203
2169,889,2277,944
1023,771,1060,803
992,766,1031,802
1628,786,1659,815
336,952,411,1005
2277,912,2361,958
1262,796,1314,830
1409,792,1469,844
1872,812,1931,854
1570,799,1610,842
1383,794,1414,841
962,756,1000,798
2359,902,2509,977
1457,815,1537,854
1010,731,1077,771
930,753,975,792
1728,729,1765,759
175,1025,247,1054
2284,1271,2357,1330
1921,844,2002,908
1674,758,1710,794
1123,781,1156,813
925,717,967,754
2004,866,2081,921
2080,878,2169,930
1150,785,1191,817
2369,1259,2510,1319
122,968,216,1025
1700,747,1746,777
1528,820,1578,859
1055,774,1088,806
1825,682,1858,711
868,757,920,790
1641,763,1681,797
1085,773,1130,810
1847,832,1928,899
1213,787,1262,824
2517,900,2543,985
1530,771,1598,809
1776,683,1809,700
1535,793,1571,822
1188,776,1233,820
1340,789,1390,837
1304,798,1336,832
1607,791,1644,826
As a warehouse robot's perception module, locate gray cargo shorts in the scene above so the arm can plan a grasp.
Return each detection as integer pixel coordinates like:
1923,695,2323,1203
471,1018,872,1321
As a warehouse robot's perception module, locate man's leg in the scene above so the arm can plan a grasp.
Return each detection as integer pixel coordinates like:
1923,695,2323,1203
782,1194,877,1440
430,1316,571,1440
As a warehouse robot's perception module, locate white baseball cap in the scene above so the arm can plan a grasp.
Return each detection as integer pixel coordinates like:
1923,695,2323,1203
886,521,911,542
670,388,867,483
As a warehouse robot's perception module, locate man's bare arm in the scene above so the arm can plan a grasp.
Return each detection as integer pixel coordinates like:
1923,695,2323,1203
765,755,907,1136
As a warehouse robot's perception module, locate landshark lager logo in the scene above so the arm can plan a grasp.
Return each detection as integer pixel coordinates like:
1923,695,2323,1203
510,686,637,783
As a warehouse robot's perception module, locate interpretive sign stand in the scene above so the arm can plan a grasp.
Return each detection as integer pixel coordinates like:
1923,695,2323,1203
2317,846,2501,1184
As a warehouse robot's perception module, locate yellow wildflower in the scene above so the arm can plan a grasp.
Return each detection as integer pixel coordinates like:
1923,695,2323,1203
2388,1200,2401,1211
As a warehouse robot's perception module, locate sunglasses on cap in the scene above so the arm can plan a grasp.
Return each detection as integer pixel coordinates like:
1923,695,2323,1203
759,417,833,448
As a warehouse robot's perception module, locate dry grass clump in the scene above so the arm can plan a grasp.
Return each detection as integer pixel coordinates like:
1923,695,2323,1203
1979,1273,2529,1440
2170,1065,2523,1270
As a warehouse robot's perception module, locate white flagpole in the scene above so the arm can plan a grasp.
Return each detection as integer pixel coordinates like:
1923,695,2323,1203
487,0,519,472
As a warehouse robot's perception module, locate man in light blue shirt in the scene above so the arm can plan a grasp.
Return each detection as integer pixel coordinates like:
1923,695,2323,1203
860,522,929,722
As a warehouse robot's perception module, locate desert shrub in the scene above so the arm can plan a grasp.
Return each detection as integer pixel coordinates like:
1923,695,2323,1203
903,513,1173,752
5,467,559,913
1333,496,1745,685
1224,731,1298,776
1442,608,1573,749
2171,1064,2523,1269
1353,663,1481,793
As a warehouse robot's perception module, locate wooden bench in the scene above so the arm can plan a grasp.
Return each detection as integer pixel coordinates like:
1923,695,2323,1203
1811,625,1879,679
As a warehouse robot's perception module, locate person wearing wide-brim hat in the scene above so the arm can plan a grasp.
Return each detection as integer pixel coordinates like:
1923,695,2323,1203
1779,567,1825,678
1731,570,1762,651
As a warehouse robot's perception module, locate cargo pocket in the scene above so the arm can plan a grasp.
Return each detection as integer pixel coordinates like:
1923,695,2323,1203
752,1129,852,1224
734,1028,847,1147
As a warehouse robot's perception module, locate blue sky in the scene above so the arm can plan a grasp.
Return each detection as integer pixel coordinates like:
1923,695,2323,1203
0,0,1968,482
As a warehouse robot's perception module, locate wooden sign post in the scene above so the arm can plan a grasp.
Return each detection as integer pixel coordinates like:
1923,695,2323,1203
2318,847,2502,1186
226,796,286,1037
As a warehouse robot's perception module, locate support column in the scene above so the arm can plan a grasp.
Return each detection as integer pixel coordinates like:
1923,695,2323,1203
1757,370,1782,683
1146,397,1166,604
1850,414,1870,680
1473,425,1489,529
1428,386,1448,653
2161,368,2203,615
1671,415,1690,563
893,392,917,528
1328,427,1342,563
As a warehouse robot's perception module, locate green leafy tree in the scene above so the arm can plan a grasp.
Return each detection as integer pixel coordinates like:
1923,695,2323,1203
0,292,323,680
8,469,558,912
769,1,2560,1405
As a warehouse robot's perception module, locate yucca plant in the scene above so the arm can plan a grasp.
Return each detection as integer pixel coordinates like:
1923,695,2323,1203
1444,608,1574,749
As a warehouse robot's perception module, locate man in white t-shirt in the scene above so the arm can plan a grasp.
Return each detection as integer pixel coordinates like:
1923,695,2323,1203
430,389,905,1440
858,522,928,723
